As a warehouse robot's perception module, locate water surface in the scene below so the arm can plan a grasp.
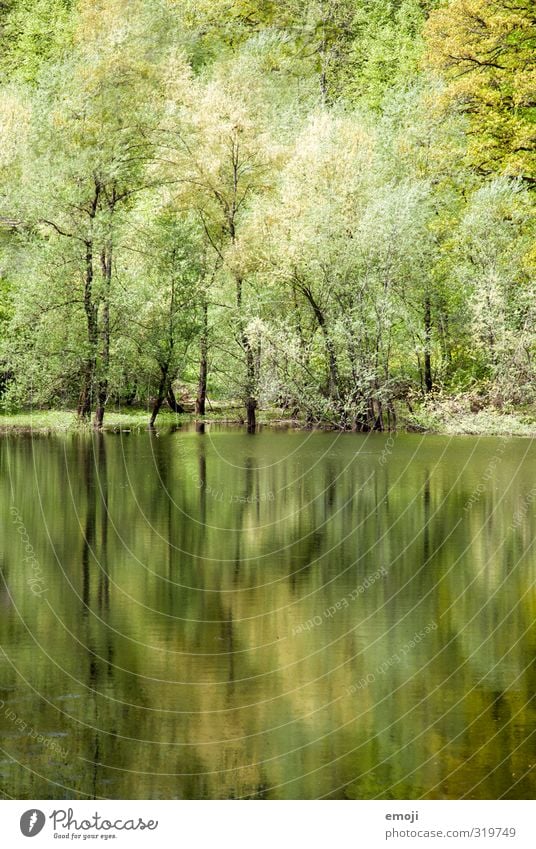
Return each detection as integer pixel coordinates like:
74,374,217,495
0,428,535,799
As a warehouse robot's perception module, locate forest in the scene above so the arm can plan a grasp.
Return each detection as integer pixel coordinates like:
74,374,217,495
0,0,534,431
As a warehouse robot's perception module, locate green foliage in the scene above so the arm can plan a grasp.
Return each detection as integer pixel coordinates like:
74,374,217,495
0,0,534,428
0,0,74,83
129,209,205,389
425,0,536,182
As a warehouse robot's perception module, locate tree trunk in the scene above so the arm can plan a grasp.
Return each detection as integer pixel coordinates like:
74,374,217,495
196,299,208,416
167,386,185,414
246,396,257,433
372,399,384,431
244,330,257,432
78,184,101,420
94,244,111,429
150,366,169,428
78,241,98,419
236,275,257,432
424,295,433,393
303,288,339,400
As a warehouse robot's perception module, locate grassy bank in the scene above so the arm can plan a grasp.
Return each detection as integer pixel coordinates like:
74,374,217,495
401,396,536,438
1,399,536,437
0,406,300,434
0,408,210,434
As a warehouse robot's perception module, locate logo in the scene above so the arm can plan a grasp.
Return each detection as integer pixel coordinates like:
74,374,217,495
20,810,46,837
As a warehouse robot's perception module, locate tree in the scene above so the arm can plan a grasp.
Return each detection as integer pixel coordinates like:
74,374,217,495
245,106,443,429
0,0,533,431
2,0,169,424
451,179,536,405
127,209,204,427
157,49,288,430
425,0,536,183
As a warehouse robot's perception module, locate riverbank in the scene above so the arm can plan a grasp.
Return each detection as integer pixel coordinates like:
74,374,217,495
0,406,304,435
1,399,535,437
403,396,536,438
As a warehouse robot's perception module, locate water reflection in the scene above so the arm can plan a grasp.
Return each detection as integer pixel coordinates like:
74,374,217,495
0,430,534,799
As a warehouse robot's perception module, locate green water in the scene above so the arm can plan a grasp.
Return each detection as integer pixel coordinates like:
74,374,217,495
0,428,535,800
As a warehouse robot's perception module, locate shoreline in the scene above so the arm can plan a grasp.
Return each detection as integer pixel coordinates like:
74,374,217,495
1,407,535,438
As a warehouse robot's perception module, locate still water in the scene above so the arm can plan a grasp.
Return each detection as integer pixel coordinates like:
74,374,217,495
0,428,535,799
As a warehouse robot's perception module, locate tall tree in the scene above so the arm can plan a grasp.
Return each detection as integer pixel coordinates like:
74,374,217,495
157,51,287,430
2,0,167,423
127,209,203,427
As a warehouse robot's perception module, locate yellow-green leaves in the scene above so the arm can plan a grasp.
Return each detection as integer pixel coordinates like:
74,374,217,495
0,0,74,84
425,0,536,182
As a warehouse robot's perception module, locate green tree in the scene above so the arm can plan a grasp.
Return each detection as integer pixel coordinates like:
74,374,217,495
0,0,74,84
128,209,204,427
157,49,289,429
425,0,536,183
451,179,536,404
2,0,169,423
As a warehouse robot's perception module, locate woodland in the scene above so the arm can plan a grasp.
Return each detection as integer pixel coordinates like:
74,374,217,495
0,0,534,431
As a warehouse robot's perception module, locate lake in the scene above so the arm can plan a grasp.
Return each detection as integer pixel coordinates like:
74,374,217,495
0,428,535,799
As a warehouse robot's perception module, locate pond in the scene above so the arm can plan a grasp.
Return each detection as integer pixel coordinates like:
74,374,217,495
0,428,535,799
